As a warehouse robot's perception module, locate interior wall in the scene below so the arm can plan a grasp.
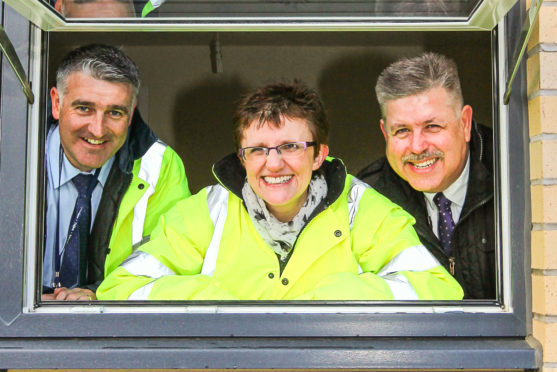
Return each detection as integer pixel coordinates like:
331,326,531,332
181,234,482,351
49,31,492,193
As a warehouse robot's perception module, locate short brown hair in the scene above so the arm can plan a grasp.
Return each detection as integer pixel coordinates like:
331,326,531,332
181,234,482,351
375,52,463,120
233,81,329,157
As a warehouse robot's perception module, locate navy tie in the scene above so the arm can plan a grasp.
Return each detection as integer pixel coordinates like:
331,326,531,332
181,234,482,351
59,174,95,288
433,192,455,256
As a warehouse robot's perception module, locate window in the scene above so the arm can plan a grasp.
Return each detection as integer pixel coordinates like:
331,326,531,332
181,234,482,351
0,0,538,369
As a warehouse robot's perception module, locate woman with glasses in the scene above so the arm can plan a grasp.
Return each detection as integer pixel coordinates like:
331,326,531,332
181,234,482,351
97,82,462,301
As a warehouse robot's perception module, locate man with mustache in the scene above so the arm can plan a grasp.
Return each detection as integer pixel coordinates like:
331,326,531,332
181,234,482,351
42,44,190,301
357,52,494,299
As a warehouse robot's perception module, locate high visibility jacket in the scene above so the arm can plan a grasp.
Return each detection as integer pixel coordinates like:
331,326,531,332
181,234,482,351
97,155,463,300
84,111,191,290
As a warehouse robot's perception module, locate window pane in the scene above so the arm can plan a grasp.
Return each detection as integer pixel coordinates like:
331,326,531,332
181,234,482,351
41,30,497,304
40,0,480,19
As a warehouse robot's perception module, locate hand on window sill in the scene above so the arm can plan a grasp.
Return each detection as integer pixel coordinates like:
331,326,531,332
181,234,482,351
42,287,96,301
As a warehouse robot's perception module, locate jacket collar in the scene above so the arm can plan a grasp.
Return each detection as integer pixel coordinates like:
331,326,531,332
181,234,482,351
460,121,493,218
212,153,347,207
115,109,158,174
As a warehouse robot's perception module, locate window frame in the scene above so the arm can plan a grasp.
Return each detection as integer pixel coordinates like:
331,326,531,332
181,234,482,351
5,0,521,31
0,0,539,369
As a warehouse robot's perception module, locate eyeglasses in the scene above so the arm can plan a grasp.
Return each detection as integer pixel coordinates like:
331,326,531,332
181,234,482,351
238,141,316,162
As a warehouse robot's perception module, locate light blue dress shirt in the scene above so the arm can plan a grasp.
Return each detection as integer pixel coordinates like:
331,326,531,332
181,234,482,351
43,126,114,288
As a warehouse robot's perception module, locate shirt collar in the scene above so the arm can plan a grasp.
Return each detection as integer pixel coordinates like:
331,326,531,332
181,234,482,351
50,126,114,189
423,153,470,209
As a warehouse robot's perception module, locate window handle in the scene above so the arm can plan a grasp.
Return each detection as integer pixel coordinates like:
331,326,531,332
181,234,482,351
0,25,34,104
503,0,543,105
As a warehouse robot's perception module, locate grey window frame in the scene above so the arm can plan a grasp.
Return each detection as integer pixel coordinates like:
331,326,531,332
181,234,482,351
0,0,540,369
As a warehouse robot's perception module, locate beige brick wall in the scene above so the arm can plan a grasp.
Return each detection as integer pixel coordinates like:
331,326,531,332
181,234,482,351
528,0,557,369
529,96,557,136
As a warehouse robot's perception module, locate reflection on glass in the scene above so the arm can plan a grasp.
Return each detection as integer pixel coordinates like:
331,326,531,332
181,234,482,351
50,0,136,18
41,0,480,20
155,0,478,18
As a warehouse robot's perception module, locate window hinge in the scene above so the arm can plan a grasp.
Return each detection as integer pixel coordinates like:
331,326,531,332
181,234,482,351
0,24,34,104
503,0,543,105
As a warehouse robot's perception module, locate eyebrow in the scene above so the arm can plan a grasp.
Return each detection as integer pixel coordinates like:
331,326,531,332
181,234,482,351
71,100,130,115
389,117,439,128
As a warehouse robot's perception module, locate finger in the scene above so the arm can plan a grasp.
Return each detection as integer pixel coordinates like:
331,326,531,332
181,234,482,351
41,293,55,300
67,290,94,301
54,289,70,300
53,287,68,296
65,291,84,301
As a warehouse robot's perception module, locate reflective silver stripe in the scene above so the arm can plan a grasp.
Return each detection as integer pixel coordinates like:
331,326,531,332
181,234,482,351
377,244,441,276
381,273,419,300
121,249,176,278
349,177,370,274
128,281,155,300
132,140,167,245
347,177,370,230
201,185,229,276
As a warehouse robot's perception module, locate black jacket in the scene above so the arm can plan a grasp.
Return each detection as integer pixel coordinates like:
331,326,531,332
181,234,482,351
357,122,495,299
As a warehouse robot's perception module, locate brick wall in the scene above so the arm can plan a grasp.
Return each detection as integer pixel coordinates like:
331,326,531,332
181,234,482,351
527,0,557,370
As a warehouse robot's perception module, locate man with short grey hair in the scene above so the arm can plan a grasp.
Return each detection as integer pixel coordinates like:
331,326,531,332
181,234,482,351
358,52,494,299
42,44,190,301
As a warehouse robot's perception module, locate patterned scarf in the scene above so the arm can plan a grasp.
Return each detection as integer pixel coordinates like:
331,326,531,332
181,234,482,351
242,174,328,262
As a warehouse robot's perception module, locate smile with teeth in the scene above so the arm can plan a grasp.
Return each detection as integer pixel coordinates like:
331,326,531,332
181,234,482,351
84,137,105,145
409,158,438,169
263,175,293,184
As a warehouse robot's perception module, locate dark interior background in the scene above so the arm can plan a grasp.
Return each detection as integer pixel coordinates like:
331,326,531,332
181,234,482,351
48,31,492,193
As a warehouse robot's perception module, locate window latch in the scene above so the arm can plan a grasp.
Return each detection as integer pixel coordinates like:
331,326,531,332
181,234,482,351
0,25,34,104
503,0,543,105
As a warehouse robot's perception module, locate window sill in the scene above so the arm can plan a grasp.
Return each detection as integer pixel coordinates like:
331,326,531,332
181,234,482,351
0,336,541,370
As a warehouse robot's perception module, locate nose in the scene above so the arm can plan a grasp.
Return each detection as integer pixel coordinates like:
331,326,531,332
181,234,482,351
88,112,105,138
265,148,284,170
409,131,428,154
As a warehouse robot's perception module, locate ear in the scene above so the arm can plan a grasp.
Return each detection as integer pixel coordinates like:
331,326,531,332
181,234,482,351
50,87,61,120
312,144,329,170
237,151,246,166
380,119,388,142
460,104,473,143
128,104,137,127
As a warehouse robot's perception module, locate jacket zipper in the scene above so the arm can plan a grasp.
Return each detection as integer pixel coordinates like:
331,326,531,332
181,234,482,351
449,257,455,276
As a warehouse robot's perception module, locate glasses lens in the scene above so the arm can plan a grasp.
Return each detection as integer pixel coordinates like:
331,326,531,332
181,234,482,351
244,147,266,161
277,142,305,158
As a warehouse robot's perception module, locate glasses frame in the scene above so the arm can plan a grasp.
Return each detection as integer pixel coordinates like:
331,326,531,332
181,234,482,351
238,141,316,162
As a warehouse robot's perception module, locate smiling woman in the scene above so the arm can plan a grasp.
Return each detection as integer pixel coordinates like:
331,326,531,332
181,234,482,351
96,81,463,301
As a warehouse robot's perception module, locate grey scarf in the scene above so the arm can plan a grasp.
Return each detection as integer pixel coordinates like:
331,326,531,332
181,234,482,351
242,174,328,262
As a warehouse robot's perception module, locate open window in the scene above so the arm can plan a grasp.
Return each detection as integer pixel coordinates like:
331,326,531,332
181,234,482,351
0,0,538,369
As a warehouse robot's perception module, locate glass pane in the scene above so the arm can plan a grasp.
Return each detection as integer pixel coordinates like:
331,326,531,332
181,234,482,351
41,0,480,20
40,30,497,304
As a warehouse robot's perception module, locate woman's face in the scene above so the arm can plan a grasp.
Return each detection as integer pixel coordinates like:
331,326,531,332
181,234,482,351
240,117,328,222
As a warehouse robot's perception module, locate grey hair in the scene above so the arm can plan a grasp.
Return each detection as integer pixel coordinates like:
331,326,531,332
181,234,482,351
375,52,463,120
56,44,140,105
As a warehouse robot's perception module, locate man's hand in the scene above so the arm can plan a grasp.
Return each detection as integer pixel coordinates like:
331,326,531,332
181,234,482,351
41,287,96,301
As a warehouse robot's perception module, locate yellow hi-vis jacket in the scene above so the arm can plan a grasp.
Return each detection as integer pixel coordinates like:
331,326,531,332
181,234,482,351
97,156,463,300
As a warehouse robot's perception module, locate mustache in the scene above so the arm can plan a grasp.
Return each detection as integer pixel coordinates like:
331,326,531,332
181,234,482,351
402,150,444,164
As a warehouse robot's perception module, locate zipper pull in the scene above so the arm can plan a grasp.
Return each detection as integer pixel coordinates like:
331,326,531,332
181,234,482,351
449,257,455,276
